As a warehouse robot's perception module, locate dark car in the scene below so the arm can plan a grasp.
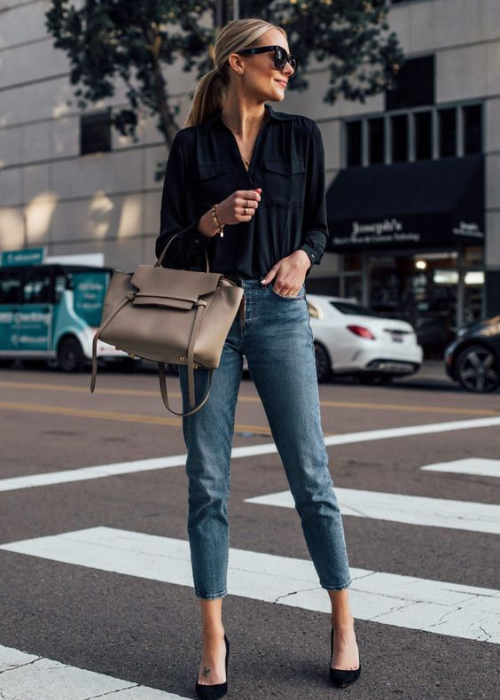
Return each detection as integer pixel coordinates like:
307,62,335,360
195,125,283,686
444,315,500,392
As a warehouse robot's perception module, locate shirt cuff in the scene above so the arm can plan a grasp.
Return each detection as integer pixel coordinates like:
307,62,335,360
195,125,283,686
298,244,317,267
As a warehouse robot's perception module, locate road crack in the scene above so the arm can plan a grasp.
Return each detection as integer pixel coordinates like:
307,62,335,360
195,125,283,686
273,586,320,603
84,684,139,699
0,656,42,675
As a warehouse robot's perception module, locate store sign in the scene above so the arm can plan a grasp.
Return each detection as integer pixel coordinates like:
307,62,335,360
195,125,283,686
0,248,45,267
452,221,484,240
332,218,422,249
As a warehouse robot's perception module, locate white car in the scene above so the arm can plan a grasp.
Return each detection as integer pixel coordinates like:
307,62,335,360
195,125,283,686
307,295,423,383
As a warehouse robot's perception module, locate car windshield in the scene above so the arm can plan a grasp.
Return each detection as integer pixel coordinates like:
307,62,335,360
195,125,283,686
330,301,380,317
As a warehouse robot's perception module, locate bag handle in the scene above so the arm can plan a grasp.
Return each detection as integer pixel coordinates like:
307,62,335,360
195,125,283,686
155,232,210,272
158,363,213,417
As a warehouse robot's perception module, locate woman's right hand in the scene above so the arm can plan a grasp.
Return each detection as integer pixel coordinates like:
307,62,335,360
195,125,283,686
197,188,262,238
217,188,262,225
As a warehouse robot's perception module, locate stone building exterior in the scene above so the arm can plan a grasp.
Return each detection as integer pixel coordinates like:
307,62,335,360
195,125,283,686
0,0,498,334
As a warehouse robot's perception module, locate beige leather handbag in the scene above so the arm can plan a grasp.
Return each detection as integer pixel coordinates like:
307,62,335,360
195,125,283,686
90,234,244,416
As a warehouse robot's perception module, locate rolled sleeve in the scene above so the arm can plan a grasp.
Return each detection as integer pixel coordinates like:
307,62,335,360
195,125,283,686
155,131,211,269
298,121,329,273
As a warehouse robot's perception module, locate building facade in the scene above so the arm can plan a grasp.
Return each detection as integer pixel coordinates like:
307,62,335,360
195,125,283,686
0,0,499,349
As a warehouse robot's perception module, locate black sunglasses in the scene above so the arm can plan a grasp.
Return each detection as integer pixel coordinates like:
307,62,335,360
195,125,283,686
235,45,298,75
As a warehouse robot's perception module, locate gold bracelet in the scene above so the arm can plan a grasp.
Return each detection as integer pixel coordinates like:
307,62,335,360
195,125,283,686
211,204,225,238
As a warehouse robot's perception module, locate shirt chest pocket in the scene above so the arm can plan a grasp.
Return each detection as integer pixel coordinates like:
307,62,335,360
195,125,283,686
262,158,306,207
198,163,230,207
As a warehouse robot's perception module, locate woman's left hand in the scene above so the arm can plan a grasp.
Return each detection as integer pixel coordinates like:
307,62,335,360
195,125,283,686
261,250,311,296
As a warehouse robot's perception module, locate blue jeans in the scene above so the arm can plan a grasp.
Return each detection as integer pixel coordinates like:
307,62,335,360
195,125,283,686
179,279,352,599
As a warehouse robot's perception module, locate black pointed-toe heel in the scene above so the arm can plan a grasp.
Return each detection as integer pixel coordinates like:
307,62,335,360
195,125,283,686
195,633,230,700
329,627,361,688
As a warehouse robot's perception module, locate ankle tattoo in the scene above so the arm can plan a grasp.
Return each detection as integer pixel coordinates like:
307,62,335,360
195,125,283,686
202,667,211,678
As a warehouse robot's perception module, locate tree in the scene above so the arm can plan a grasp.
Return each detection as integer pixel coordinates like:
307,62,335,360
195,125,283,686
46,0,404,168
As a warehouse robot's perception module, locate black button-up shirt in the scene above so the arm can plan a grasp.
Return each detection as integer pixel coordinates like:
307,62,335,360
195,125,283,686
156,102,328,279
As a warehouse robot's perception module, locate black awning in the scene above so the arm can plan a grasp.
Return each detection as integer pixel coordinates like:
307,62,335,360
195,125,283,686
325,155,484,252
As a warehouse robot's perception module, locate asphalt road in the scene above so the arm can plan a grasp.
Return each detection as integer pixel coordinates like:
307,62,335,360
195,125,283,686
0,365,499,700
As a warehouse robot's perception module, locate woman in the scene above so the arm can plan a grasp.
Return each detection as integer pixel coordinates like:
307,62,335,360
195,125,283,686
156,17,361,699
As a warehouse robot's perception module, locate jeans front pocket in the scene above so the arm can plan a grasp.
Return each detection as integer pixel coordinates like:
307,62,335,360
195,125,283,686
269,280,306,299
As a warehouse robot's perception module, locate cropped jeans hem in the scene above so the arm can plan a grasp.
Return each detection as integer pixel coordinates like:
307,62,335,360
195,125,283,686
322,578,352,592
195,589,228,601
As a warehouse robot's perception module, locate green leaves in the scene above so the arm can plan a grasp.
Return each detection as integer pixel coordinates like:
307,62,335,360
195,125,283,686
46,0,404,151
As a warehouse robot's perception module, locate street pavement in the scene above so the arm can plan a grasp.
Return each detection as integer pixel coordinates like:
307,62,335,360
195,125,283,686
0,364,499,700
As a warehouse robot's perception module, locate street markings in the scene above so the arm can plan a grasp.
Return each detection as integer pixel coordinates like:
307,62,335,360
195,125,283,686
1,527,499,645
1,379,499,416
0,455,188,492
421,458,500,478
245,488,500,535
2,416,500,493
0,400,272,436
0,643,188,699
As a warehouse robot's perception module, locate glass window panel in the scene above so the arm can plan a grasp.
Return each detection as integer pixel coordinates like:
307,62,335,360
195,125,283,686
385,55,435,110
345,121,362,167
439,108,457,157
0,271,22,304
391,114,408,162
414,111,432,160
22,269,52,304
463,104,482,154
81,111,112,156
368,117,385,164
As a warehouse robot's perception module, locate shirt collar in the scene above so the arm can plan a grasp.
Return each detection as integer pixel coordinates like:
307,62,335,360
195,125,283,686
203,102,293,128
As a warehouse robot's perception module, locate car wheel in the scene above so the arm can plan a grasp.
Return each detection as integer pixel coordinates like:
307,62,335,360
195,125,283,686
57,337,85,373
314,342,331,383
456,344,500,393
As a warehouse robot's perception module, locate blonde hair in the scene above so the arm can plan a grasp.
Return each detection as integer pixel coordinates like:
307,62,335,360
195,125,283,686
183,18,286,128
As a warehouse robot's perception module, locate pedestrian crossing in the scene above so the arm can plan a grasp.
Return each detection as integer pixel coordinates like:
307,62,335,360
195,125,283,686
2,526,499,645
0,644,188,700
245,487,500,535
1,415,500,492
1,416,499,698
421,457,500,478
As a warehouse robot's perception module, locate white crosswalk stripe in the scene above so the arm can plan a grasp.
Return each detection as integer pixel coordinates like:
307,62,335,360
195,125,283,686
1,527,499,645
1,416,500,492
245,487,500,535
421,457,500,478
0,644,189,700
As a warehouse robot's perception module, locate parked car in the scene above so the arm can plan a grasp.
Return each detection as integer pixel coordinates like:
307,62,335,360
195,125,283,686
306,295,423,383
444,315,500,392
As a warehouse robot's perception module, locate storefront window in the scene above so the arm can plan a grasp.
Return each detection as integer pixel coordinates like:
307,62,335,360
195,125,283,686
343,253,362,272
391,114,408,162
414,111,432,160
439,108,457,157
345,121,362,167
463,104,482,155
368,117,385,164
